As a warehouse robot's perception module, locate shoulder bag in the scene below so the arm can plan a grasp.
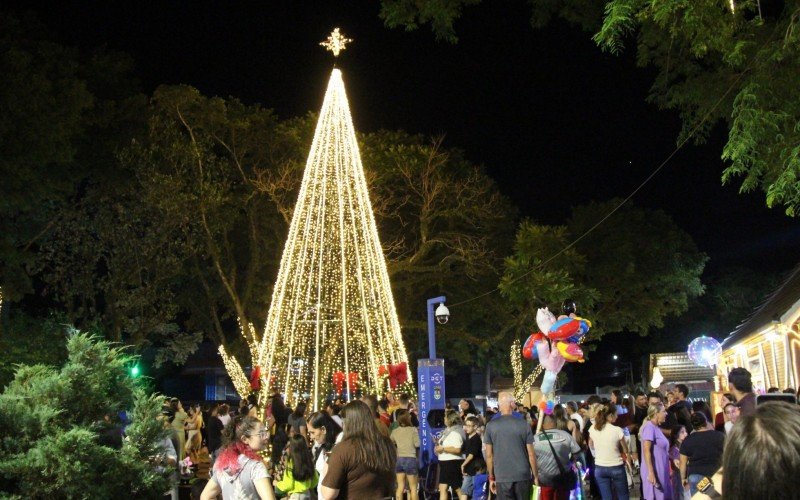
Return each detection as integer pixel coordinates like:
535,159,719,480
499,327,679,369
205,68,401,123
541,431,578,489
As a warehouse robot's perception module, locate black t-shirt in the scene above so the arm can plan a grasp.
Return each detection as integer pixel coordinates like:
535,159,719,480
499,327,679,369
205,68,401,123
207,416,224,452
679,430,725,478
633,406,647,428
463,433,483,474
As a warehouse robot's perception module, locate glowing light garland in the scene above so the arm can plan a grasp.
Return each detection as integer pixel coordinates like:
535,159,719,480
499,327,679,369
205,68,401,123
219,344,250,398
254,64,412,410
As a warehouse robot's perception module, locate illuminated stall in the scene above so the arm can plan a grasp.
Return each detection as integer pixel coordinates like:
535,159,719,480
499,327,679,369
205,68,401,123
717,265,800,393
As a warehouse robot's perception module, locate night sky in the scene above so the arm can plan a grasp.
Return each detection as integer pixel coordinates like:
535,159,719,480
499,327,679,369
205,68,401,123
7,2,800,349
14,0,794,271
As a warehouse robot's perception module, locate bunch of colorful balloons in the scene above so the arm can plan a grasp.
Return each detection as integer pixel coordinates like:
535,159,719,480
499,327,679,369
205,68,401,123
522,300,592,394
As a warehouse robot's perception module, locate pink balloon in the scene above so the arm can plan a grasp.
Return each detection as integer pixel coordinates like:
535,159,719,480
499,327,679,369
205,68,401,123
549,348,566,373
536,341,552,370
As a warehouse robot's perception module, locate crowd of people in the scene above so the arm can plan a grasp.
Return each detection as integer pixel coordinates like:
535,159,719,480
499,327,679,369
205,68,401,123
150,365,799,500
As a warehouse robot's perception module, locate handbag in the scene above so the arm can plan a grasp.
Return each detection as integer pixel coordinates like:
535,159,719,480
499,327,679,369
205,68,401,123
542,431,578,489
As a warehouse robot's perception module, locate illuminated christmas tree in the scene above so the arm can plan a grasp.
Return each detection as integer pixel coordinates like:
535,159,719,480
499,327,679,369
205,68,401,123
240,30,412,409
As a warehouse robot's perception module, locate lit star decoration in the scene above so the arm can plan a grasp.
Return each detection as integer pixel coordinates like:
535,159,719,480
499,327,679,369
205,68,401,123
254,67,412,410
320,28,352,57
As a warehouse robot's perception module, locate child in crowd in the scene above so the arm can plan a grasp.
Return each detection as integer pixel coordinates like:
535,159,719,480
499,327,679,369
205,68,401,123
274,434,318,499
470,458,489,500
459,416,483,500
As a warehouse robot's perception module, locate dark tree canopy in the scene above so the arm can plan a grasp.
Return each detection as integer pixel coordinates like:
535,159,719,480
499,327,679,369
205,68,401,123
500,199,707,344
380,0,800,215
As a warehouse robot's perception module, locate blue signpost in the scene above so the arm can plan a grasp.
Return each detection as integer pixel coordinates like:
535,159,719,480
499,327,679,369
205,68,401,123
418,296,447,470
418,358,446,469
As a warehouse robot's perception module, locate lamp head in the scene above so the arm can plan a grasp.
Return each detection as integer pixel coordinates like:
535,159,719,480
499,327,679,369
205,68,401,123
435,303,450,324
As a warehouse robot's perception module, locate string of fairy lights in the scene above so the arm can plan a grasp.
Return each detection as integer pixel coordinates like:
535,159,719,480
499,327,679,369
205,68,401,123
250,33,411,409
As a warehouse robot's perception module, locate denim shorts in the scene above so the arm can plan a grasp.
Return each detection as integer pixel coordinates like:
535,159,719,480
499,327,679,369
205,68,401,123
396,456,419,475
461,475,475,496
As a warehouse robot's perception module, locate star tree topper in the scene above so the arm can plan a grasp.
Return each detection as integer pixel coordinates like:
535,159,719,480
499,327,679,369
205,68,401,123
320,28,352,57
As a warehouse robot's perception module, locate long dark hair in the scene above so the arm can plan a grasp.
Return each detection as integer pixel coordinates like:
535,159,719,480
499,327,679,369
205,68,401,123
552,405,570,431
292,402,307,419
288,434,315,481
341,400,396,473
594,403,617,431
307,411,341,451
668,425,686,450
460,399,478,415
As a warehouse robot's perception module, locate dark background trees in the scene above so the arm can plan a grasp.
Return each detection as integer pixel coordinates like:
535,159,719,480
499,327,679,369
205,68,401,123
0,8,790,392
380,0,800,215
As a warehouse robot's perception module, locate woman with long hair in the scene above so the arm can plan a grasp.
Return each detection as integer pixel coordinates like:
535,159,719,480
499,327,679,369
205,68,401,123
307,411,342,498
668,425,688,500
458,399,478,419
186,403,204,458
170,399,188,461
639,403,671,500
200,415,276,500
288,402,308,439
391,409,420,500
553,404,582,446
435,410,465,500
320,400,396,499
588,403,632,500
274,434,318,499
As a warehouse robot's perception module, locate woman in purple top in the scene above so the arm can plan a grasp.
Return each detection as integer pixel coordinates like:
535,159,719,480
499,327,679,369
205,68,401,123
640,403,672,500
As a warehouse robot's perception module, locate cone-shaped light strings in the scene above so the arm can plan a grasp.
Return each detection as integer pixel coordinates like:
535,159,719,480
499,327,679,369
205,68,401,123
257,69,411,409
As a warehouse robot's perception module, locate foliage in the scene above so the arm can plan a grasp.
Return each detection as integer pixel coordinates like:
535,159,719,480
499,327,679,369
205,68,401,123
594,0,800,215
0,332,172,498
500,200,707,347
362,132,517,365
379,0,800,216
500,221,598,338
380,0,482,42
0,13,145,302
633,266,780,355
0,311,69,389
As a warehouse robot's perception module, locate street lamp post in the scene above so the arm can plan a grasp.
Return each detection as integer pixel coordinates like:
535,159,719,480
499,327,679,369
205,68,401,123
418,296,448,471
427,296,446,358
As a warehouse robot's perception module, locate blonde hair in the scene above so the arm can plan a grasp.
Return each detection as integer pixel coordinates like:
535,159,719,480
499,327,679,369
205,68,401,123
445,409,462,428
646,403,664,421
